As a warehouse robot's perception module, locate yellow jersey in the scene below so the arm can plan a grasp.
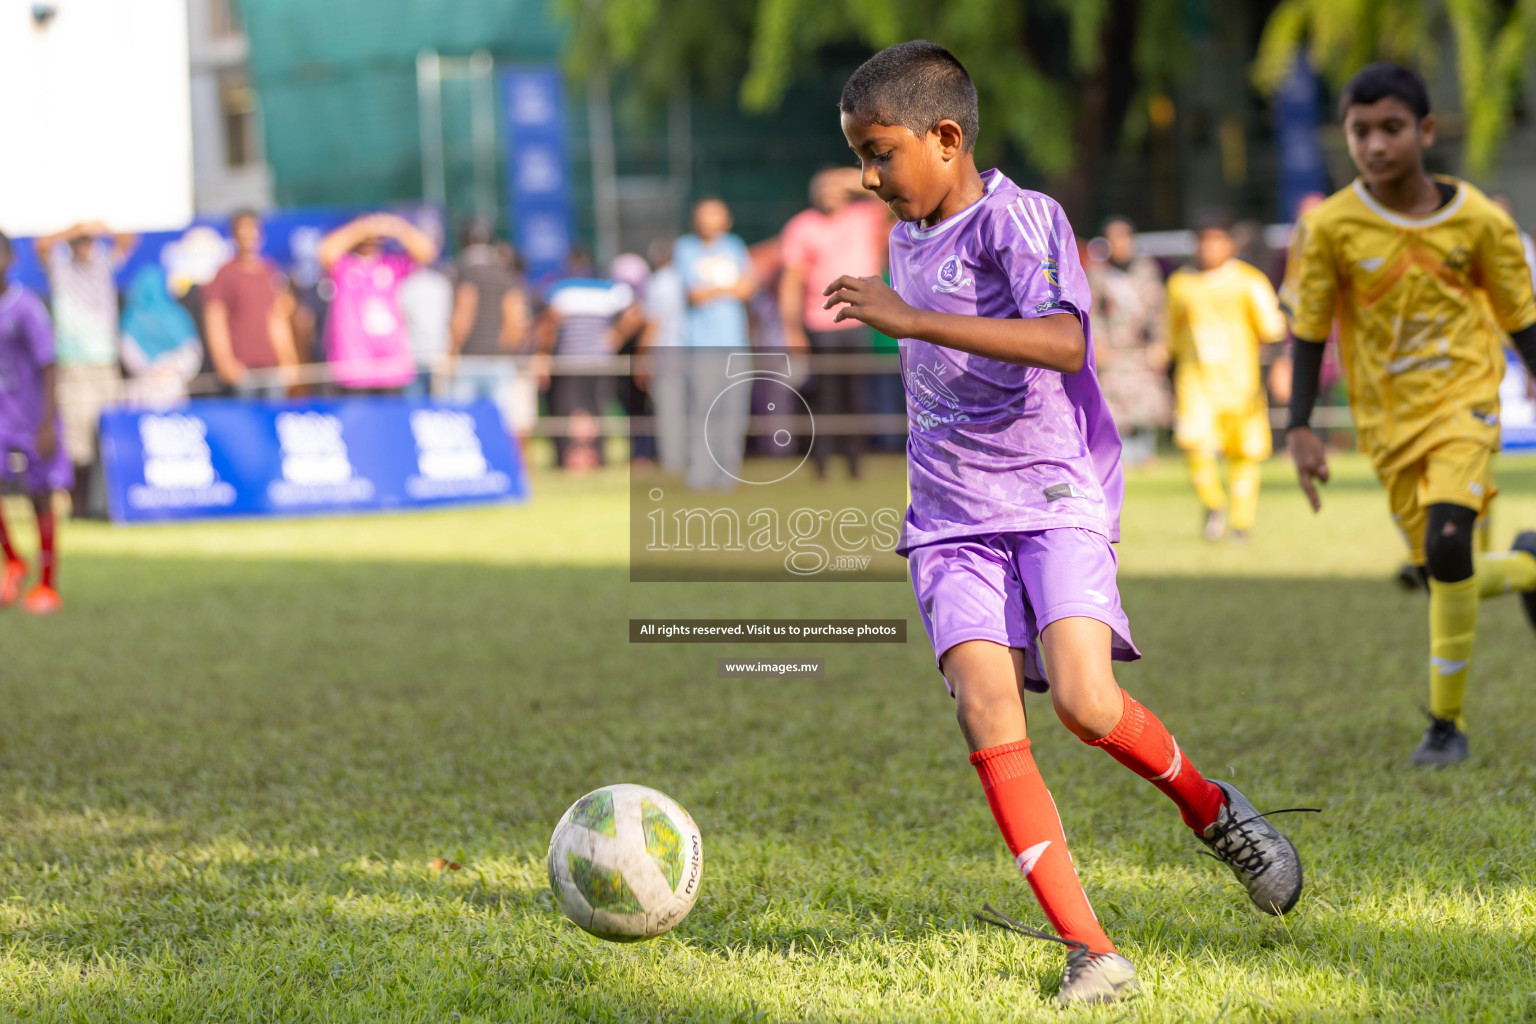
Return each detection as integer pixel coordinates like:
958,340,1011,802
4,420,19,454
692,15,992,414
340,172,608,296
1166,258,1287,412
1280,177,1536,472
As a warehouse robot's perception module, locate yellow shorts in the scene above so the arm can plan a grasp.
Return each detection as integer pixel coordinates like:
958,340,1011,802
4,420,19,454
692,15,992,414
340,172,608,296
1380,438,1497,565
1174,401,1272,461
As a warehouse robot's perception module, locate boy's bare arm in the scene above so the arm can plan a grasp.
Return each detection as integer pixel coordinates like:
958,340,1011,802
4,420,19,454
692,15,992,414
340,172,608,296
822,274,1084,373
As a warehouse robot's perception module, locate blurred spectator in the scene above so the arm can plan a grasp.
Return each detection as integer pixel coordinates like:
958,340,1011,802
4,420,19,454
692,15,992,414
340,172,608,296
287,225,331,373
747,236,797,459
640,237,687,475
160,225,233,386
779,167,890,479
34,221,135,517
609,253,654,464
119,265,202,408
674,197,755,490
204,210,300,398
536,248,640,471
398,217,453,398
319,213,438,394
1086,216,1172,468
449,219,532,438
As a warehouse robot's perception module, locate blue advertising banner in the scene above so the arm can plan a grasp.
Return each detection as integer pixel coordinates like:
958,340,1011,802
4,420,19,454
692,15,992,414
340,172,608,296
1275,51,1330,222
502,65,574,284
1502,347,1536,451
101,398,527,523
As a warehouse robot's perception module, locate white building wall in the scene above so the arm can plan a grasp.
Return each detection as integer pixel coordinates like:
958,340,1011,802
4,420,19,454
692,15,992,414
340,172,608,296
0,0,194,236
186,0,272,216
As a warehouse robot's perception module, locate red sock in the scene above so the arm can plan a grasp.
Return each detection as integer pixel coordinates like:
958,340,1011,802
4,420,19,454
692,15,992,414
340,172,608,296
970,739,1115,953
36,506,56,589
1089,689,1225,832
0,503,16,562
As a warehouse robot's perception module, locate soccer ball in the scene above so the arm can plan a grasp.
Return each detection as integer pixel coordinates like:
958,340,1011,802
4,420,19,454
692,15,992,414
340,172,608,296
547,784,704,941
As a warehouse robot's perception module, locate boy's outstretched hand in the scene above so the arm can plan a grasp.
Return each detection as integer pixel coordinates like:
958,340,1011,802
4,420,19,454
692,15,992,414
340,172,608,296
823,275,915,338
1286,426,1330,512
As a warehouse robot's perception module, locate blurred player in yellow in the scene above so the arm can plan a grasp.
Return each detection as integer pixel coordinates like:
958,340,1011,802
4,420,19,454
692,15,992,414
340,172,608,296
1282,63,1536,765
1167,213,1287,542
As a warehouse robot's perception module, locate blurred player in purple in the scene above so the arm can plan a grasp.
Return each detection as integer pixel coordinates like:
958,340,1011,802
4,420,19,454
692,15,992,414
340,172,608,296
0,230,69,614
823,42,1306,1005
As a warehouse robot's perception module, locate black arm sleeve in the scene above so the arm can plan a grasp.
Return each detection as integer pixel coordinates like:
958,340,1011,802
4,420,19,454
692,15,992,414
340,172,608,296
1511,322,1536,380
1286,338,1328,431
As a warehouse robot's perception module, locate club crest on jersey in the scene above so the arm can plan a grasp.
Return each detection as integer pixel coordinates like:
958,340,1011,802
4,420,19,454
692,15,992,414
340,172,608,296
1444,248,1471,274
932,254,973,293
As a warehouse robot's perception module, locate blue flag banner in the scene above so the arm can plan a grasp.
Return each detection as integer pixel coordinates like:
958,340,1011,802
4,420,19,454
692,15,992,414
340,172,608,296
101,397,528,523
1275,51,1329,222
503,65,574,284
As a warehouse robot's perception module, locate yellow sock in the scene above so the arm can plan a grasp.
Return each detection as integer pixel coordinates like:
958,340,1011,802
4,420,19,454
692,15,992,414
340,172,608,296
1227,458,1262,532
1428,576,1479,729
1187,452,1225,512
1476,550,1536,599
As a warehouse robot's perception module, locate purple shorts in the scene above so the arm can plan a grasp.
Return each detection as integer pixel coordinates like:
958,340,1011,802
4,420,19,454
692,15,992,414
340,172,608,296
908,527,1140,693
1,433,73,494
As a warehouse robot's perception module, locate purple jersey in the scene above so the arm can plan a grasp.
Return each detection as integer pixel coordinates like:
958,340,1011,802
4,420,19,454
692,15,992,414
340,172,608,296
889,170,1124,553
0,285,57,446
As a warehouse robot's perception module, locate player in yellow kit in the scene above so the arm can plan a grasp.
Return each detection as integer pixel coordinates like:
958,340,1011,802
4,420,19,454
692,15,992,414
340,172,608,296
1167,214,1288,542
1281,63,1536,765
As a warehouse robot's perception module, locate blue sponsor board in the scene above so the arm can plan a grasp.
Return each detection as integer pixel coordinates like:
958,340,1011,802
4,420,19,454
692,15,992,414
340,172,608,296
1502,348,1536,451
101,398,527,523
502,65,573,284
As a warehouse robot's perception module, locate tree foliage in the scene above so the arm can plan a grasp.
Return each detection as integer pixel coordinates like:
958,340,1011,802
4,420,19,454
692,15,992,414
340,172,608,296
561,0,1191,178
1254,0,1536,172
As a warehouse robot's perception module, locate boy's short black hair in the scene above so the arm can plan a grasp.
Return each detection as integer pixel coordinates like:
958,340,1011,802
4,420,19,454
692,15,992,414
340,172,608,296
1339,62,1431,122
230,207,261,228
839,41,979,152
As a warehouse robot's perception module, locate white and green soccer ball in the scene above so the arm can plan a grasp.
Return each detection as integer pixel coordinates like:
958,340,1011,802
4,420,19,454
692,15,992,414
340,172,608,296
547,784,703,941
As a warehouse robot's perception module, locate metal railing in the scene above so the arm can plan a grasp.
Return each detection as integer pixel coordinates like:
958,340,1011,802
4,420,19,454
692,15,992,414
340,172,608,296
113,352,1353,437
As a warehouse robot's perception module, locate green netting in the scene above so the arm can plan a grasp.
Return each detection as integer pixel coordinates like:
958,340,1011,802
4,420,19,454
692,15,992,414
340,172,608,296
242,1,866,246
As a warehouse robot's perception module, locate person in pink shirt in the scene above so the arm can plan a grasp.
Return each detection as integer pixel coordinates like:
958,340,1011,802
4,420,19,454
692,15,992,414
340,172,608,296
318,214,439,393
779,166,893,478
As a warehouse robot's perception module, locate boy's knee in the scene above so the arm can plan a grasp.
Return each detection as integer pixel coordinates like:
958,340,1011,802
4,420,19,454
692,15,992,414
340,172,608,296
1052,685,1123,742
1423,503,1477,582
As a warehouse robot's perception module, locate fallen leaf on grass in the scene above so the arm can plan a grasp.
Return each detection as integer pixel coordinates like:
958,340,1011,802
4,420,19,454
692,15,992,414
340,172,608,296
428,858,463,872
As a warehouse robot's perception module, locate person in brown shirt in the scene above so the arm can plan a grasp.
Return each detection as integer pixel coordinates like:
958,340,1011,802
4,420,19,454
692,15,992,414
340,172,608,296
204,209,299,396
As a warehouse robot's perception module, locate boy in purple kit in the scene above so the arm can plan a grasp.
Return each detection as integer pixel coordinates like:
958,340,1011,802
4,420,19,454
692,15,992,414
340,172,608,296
0,231,69,615
824,42,1306,1005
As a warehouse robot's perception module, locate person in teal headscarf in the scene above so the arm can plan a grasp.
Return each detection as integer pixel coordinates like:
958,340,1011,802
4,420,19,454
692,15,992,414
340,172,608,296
120,263,203,406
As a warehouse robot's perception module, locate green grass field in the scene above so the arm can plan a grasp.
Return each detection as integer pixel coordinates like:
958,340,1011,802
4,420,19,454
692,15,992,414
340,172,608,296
2,452,1535,1022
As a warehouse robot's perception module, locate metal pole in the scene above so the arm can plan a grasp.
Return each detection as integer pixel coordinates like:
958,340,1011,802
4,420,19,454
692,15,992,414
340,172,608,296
469,49,497,226
587,65,620,265
416,49,447,211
